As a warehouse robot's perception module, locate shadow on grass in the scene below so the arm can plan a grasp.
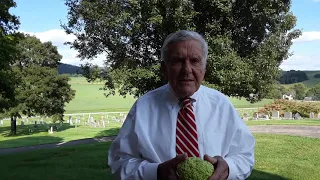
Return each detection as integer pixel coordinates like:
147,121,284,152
94,127,120,138
0,136,63,154
248,169,289,180
0,123,75,137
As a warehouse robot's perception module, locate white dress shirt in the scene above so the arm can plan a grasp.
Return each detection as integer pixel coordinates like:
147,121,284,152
108,83,255,180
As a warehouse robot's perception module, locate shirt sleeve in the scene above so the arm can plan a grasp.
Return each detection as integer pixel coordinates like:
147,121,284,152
224,107,256,180
107,102,160,180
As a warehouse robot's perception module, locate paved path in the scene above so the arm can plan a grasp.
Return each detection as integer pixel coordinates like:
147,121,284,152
248,125,320,138
1,125,320,155
0,136,116,155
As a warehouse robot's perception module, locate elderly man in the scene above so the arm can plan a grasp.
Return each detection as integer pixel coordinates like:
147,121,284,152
108,30,255,180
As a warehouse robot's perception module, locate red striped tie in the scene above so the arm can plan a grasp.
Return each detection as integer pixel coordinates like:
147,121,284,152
176,98,200,157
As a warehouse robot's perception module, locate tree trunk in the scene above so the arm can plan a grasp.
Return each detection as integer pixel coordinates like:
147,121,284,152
10,116,17,135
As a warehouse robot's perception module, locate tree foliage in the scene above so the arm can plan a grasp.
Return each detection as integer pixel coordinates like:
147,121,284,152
314,74,320,78
4,34,75,135
307,83,320,101
63,0,301,102
278,70,309,84
0,0,20,113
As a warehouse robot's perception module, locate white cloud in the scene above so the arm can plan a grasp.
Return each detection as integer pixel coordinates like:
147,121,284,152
280,54,320,70
293,31,320,43
20,29,105,67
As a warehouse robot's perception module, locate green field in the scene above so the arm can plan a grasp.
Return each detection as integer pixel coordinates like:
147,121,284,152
0,134,319,180
0,118,319,149
64,77,273,113
303,71,320,88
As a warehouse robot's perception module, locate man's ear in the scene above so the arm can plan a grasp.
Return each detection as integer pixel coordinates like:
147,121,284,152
160,61,168,80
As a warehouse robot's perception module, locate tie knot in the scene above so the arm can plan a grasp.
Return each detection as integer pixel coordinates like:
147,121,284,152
180,98,192,108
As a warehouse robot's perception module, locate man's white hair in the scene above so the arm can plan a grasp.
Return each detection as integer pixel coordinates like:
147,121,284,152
161,30,208,65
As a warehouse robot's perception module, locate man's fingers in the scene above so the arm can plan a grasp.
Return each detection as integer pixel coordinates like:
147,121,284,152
209,157,228,180
204,154,217,164
173,153,188,165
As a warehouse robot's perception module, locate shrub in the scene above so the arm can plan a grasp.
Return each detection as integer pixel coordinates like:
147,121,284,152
314,74,320,78
259,99,320,118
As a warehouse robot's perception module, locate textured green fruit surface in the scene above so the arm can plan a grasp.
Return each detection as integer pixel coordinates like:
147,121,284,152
176,157,214,180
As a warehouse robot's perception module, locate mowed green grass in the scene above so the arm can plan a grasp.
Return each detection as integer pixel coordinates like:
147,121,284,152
64,77,136,113
0,134,319,180
64,77,273,113
0,114,122,148
0,118,319,149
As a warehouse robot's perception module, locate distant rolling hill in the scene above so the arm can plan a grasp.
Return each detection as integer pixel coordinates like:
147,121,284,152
58,63,83,74
280,70,320,88
302,71,320,87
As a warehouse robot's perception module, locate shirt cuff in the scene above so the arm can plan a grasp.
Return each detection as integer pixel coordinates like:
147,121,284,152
224,157,237,180
142,162,160,180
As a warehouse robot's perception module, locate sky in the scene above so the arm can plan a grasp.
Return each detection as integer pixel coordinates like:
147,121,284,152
9,0,320,70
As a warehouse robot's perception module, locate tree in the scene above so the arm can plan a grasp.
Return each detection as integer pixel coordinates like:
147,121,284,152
278,70,309,84
292,83,307,100
62,0,301,102
5,34,75,135
307,83,320,101
314,74,320,78
0,0,20,113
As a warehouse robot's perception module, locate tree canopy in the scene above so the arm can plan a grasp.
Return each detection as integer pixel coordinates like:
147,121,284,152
278,70,309,84
62,0,301,102
0,0,20,113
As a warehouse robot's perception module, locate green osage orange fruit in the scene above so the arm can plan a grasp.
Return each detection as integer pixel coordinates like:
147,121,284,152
176,157,214,180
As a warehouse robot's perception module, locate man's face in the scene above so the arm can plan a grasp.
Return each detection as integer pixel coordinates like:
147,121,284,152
162,39,206,98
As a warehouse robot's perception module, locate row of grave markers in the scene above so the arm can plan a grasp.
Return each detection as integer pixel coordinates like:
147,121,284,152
242,111,320,121
0,112,128,128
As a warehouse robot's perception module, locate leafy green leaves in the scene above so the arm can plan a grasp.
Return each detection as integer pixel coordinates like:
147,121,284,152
63,0,301,102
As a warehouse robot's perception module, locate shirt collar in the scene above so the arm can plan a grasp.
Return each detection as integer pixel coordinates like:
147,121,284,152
166,83,200,107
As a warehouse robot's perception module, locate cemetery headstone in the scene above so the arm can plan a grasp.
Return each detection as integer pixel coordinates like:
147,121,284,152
21,120,24,126
102,120,105,128
253,113,258,120
34,121,37,127
284,112,293,119
0,120,3,126
310,112,315,119
97,120,101,127
271,111,280,119
242,113,249,121
60,121,63,127
294,113,301,120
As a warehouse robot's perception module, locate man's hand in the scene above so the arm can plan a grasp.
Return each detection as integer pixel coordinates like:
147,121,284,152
157,153,187,180
204,154,229,180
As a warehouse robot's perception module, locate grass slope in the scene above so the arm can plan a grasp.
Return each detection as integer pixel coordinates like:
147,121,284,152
64,77,273,113
0,134,319,180
298,71,320,88
0,118,319,149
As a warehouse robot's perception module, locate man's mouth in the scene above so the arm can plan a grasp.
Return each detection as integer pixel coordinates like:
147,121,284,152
179,79,193,82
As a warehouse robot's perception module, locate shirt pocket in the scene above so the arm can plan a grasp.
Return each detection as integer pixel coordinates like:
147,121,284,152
202,131,224,157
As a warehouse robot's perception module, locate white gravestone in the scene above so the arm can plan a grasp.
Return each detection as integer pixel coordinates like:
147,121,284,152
310,112,315,119
271,111,280,119
284,112,293,119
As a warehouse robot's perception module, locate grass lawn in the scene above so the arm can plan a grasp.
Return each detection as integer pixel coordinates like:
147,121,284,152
1,117,319,149
0,114,122,148
0,134,319,180
63,77,273,113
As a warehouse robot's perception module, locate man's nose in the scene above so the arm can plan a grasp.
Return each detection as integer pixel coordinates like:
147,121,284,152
182,60,192,73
